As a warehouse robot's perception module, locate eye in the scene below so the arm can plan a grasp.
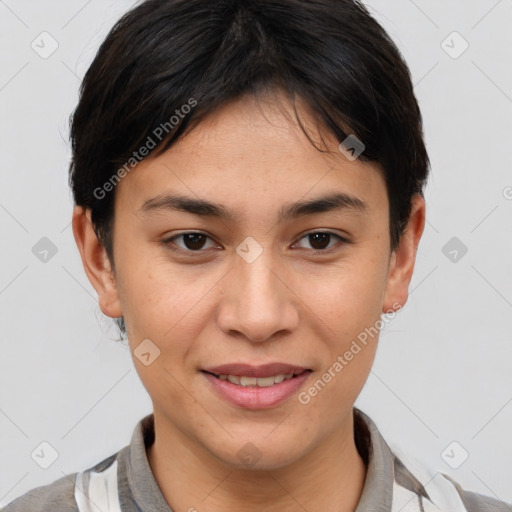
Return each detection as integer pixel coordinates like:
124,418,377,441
294,231,349,251
161,230,350,255
162,232,219,253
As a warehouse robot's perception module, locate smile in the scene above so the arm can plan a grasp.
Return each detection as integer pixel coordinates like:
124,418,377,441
206,369,307,388
201,368,313,409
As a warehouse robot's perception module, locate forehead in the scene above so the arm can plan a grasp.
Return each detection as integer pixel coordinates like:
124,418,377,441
115,92,388,217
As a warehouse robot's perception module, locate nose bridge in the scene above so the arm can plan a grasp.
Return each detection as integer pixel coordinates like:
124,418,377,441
238,250,279,306
216,243,299,342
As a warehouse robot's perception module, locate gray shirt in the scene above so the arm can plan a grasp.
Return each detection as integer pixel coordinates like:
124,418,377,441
3,408,510,511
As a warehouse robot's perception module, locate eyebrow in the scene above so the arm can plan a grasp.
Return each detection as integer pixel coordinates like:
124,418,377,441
138,191,369,221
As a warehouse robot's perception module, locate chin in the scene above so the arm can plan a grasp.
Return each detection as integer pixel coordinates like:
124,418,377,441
207,435,307,471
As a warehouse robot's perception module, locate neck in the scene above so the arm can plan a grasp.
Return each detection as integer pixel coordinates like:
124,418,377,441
147,411,367,512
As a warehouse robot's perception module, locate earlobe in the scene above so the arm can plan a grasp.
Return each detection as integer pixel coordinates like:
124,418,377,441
382,195,426,314
71,206,123,319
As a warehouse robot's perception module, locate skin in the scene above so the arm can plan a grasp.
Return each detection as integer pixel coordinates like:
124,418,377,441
72,90,425,512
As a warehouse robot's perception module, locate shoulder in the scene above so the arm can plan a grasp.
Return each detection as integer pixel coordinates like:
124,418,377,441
354,409,511,512
2,452,120,512
441,473,512,512
2,473,78,512
391,446,511,512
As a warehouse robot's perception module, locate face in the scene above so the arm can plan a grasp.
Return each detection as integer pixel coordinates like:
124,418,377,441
73,90,425,470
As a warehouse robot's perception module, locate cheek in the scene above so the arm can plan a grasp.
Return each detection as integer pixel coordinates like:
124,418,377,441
296,267,384,418
115,261,213,401
299,252,388,326
295,250,387,387
115,251,221,355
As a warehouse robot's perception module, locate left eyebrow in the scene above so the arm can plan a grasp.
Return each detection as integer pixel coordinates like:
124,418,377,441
278,192,369,221
137,191,369,221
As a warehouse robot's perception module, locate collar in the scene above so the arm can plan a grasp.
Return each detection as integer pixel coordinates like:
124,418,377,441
121,407,399,512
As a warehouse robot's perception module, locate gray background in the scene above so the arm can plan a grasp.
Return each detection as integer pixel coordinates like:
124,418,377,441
1,0,511,507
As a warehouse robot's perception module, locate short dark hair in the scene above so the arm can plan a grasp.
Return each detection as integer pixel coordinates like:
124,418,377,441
68,0,429,337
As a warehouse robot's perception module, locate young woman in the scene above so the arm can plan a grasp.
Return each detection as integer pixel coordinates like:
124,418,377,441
5,1,510,511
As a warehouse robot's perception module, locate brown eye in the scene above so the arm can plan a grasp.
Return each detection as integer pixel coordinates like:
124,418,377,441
181,233,208,250
162,232,217,253
294,231,349,251
308,233,331,250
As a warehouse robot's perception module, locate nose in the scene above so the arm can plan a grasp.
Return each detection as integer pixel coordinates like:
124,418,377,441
216,249,300,343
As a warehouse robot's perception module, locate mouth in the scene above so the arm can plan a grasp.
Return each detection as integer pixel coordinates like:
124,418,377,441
200,363,313,409
202,368,311,388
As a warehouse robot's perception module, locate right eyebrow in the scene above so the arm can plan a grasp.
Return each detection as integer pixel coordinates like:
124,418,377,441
137,191,369,221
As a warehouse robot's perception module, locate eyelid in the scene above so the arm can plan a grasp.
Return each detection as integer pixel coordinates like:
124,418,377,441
161,229,351,254
292,230,352,251
161,231,220,254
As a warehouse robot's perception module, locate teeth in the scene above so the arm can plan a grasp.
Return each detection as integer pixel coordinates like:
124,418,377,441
240,376,257,386
227,375,240,385
217,373,301,387
250,376,275,387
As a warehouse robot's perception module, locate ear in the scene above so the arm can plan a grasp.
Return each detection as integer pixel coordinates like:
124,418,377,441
71,206,122,319
382,194,426,313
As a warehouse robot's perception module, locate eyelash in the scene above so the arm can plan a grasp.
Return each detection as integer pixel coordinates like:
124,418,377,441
160,230,351,255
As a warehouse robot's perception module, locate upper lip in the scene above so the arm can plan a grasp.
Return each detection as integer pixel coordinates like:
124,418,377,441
202,363,311,378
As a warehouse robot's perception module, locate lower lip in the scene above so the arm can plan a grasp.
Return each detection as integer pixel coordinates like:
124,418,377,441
202,371,312,410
